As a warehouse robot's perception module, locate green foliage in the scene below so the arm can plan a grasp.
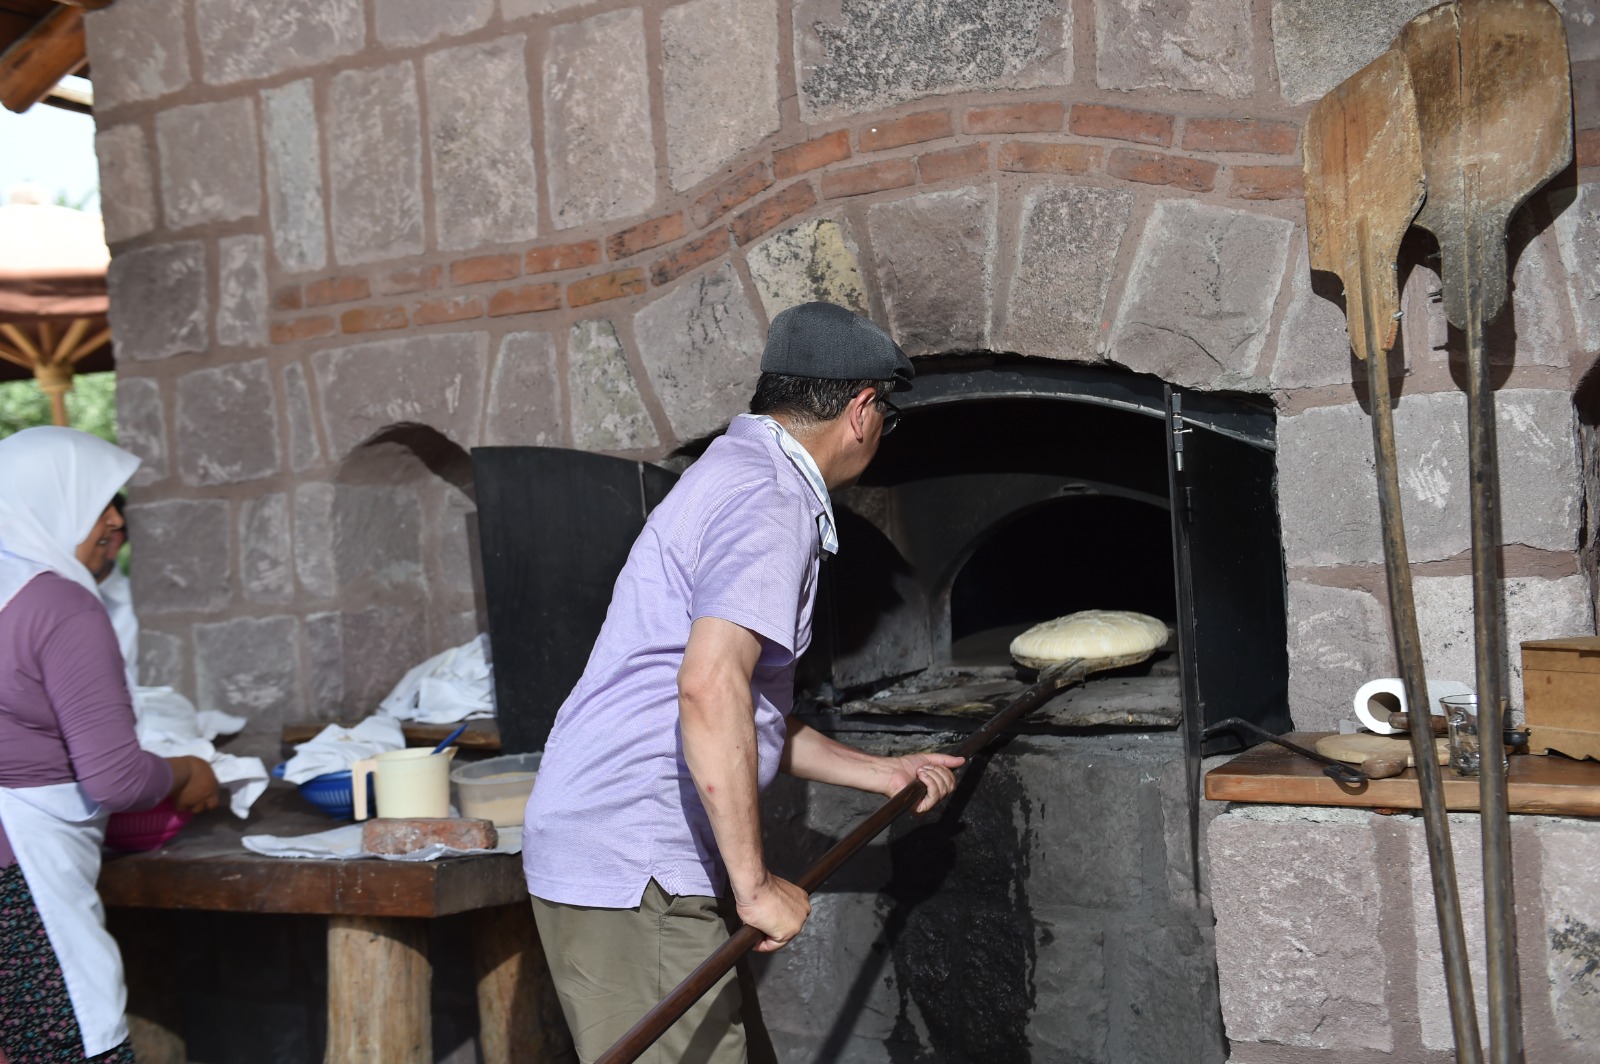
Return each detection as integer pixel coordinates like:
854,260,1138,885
0,371,117,443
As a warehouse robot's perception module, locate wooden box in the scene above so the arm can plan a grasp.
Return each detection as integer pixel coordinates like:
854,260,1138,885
1522,636,1600,760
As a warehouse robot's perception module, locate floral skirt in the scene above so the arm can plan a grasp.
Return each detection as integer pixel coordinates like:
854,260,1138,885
0,863,134,1064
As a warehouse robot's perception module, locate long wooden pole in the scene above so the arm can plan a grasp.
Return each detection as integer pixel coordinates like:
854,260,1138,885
593,656,1105,1064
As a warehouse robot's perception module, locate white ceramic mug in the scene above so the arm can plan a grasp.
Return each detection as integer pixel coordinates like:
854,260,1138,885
351,747,456,820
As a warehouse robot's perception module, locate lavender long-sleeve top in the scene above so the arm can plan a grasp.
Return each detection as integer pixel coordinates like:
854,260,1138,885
0,572,172,866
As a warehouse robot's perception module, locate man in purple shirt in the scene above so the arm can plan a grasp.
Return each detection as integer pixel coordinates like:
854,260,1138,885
524,302,964,1063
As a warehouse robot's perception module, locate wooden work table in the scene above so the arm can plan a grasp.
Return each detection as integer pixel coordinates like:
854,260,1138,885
100,784,570,1064
1205,731,1600,816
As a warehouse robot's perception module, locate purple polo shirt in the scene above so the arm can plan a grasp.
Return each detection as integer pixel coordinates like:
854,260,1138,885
522,416,824,907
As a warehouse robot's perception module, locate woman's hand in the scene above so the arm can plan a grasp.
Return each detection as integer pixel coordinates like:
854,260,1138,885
165,755,221,813
882,752,965,814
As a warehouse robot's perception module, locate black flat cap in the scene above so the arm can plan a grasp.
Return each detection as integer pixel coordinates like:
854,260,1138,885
761,302,914,391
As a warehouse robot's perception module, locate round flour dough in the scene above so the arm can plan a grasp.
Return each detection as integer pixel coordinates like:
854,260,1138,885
1009,610,1170,666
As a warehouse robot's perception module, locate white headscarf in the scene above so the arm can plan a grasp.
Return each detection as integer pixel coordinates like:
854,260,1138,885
0,426,140,613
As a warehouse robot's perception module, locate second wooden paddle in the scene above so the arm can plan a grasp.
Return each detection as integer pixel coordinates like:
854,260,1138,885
1399,5,1573,1060
1303,46,1486,1064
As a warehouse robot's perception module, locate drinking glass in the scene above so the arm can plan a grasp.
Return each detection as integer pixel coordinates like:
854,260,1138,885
1439,693,1508,777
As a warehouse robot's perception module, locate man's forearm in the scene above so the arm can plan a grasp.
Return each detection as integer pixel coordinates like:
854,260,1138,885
680,665,770,898
780,718,896,793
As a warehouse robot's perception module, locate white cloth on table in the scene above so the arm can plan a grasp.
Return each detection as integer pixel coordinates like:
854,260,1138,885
281,716,406,784
131,686,268,818
241,822,521,861
378,635,494,724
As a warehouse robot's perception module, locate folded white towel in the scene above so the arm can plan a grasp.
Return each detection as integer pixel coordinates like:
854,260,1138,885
379,635,494,724
132,686,268,818
241,822,521,862
280,716,406,784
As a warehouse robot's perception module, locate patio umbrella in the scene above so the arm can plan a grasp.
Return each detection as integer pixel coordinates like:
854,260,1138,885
0,192,113,425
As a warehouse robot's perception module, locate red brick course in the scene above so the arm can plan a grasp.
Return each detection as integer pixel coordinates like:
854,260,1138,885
1069,104,1174,147
526,240,603,275
339,305,409,333
567,269,647,308
412,295,485,325
269,316,336,344
450,253,521,286
377,265,442,295
1182,117,1299,155
774,130,850,179
859,110,954,152
691,162,774,229
918,142,989,183
487,283,561,317
732,181,819,244
964,102,1064,134
608,214,687,260
304,275,371,307
271,286,303,311
821,159,917,199
1229,165,1304,200
997,142,1100,175
1106,148,1217,192
651,229,730,286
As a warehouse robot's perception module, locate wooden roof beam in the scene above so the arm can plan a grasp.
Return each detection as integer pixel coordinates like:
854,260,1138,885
0,5,87,114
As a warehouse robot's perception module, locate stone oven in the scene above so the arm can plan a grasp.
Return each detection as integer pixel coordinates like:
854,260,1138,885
82,0,1600,1058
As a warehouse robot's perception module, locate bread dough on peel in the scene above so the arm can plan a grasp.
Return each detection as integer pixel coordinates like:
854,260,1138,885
1009,610,1169,665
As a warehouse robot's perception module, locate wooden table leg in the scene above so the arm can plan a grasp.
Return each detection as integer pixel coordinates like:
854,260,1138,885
326,914,430,1064
470,903,574,1064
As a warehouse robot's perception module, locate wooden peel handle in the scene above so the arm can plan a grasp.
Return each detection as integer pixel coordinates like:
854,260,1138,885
1389,712,1448,736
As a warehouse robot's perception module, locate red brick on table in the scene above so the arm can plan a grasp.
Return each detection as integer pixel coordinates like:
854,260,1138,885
1068,104,1174,147
651,229,730,286
691,161,774,228
304,275,371,308
732,181,819,244
1182,117,1299,155
607,214,687,260
774,130,850,179
821,159,916,199
450,253,521,286
525,240,602,276
859,110,954,152
487,282,561,317
1579,128,1600,169
269,316,336,344
271,286,303,312
997,142,1100,175
567,268,647,308
1229,165,1304,200
412,295,485,325
1106,148,1218,192
964,102,1064,135
361,818,498,856
339,305,409,333
377,265,442,296
918,142,989,183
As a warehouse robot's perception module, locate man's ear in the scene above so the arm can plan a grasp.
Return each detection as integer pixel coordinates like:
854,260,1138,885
848,387,875,442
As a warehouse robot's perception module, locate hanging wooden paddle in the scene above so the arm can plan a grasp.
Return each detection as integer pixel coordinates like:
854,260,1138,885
1303,46,1486,1064
1398,4,1572,1061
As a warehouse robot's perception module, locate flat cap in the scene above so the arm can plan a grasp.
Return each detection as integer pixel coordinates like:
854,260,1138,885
760,302,913,391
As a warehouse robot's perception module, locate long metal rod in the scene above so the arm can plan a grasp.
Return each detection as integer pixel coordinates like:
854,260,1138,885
1460,168,1523,1064
592,658,1095,1064
1358,231,1485,1064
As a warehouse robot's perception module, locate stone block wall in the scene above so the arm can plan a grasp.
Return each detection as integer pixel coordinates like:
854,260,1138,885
1210,806,1600,1063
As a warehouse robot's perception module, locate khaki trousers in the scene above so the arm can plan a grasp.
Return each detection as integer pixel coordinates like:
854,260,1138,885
531,880,776,1064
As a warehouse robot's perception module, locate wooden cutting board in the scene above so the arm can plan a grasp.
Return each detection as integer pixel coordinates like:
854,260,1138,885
1206,732,1600,816
1315,732,1448,766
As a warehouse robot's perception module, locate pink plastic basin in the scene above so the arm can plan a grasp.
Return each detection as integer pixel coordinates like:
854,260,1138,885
104,798,192,852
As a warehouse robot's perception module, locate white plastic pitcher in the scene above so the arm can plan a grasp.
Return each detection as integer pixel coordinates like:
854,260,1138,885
351,747,456,820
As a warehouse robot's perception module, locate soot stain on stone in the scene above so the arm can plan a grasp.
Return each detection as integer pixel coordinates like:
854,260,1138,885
881,749,1036,1063
1551,919,1600,984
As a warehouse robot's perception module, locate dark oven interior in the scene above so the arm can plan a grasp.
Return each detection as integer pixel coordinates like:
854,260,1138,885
474,359,1292,756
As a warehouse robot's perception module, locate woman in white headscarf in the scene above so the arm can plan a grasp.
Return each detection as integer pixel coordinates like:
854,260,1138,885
0,427,218,1063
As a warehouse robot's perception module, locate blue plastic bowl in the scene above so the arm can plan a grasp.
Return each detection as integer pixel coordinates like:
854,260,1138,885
273,764,370,820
